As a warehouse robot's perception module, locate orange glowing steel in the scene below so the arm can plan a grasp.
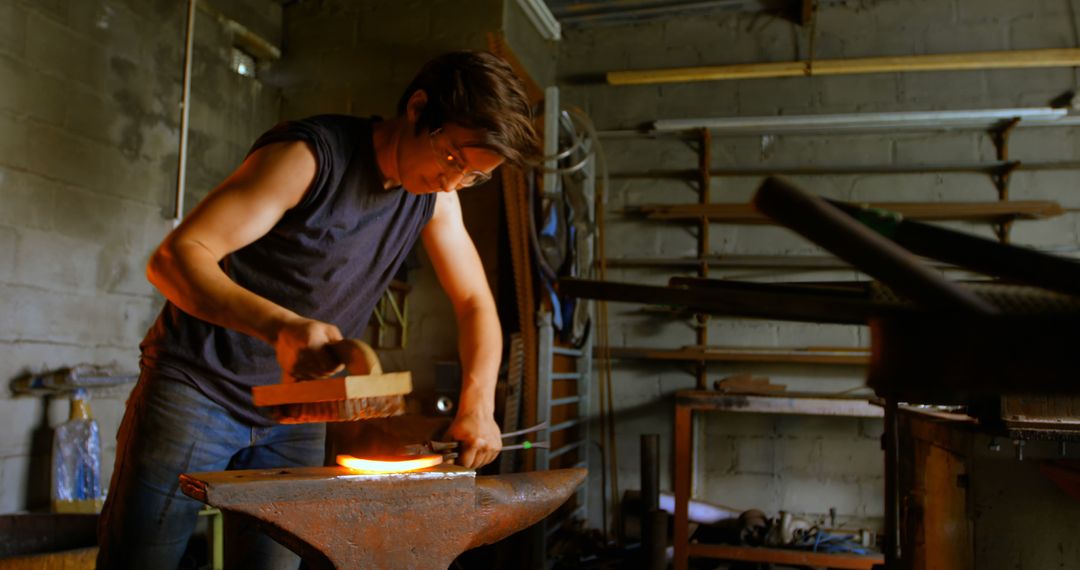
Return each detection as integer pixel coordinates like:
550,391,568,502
336,454,443,473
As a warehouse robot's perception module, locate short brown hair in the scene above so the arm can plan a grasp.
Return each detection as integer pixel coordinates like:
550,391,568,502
397,51,541,166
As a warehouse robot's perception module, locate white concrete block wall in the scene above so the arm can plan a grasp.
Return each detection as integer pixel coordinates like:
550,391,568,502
560,0,1080,551
0,0,282,512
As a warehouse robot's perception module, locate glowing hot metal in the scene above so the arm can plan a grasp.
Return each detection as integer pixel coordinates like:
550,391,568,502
336,453,443,473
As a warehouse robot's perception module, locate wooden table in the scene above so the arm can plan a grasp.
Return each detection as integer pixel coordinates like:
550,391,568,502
673,390,886,570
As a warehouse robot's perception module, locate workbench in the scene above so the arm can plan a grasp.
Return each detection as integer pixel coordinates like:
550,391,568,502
672,390,886,570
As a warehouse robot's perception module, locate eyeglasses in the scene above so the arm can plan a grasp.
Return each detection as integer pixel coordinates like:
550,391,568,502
428,128,492,189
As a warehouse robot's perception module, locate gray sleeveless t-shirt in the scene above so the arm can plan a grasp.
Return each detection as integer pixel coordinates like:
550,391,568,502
140,115,436,426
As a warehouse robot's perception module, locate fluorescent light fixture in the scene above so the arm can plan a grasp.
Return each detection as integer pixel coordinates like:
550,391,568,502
517,0,561,41
653,107,1069,134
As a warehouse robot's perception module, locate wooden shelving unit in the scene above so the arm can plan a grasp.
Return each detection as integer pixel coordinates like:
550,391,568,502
673,390,885,570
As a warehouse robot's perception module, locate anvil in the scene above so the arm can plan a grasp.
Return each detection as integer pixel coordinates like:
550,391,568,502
180,465,586,569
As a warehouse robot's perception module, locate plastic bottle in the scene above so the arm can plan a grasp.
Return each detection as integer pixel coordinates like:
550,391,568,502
51,388,103,513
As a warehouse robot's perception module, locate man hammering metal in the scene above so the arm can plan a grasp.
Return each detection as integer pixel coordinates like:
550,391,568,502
97,51,542,570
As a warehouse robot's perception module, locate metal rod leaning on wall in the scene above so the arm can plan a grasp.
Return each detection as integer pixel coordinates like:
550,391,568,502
174,0,197,224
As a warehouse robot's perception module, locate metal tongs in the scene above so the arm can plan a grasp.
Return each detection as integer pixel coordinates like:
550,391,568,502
404,421,550,461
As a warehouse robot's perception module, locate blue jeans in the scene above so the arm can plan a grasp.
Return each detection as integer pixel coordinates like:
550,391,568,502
97,370,326,570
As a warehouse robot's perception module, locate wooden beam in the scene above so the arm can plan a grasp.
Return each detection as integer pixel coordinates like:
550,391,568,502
608,48,1080,85
639,200,1064,222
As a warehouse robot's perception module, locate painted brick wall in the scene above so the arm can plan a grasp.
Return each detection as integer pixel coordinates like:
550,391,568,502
0,0,281,512
558,0,1080,557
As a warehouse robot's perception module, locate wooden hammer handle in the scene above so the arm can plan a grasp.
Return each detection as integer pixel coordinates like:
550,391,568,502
327,339,383,376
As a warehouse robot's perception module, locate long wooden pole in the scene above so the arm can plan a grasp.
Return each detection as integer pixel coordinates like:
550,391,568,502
608,48,1080,85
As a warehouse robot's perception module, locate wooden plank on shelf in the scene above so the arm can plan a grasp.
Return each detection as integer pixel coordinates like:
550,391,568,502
611,162,1007,178
557,277,894,324
638,201,1064,223
604,254,956,270
601,345,870,365
608,47,1080,85
714,374,786,394
676,390,883,417
670,276,872,294
605,254,856,269
687,543,884,569
611,160,1080,179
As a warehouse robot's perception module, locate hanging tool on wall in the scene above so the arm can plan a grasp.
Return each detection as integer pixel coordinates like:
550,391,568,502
529,107,601,347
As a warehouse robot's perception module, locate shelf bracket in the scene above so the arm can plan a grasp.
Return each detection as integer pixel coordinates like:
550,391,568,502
990,161,1021,243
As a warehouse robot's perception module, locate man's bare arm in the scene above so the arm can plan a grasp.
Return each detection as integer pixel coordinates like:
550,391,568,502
422,192,503,469
147,141,343,378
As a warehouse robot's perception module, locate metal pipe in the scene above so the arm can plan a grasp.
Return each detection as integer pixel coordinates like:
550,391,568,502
653,107,1067,134
640,434,659,513
174,0,197,225
197,0,281,61
542,86,559,197
640,434,664,569
516,0,561,40
883,397,901,566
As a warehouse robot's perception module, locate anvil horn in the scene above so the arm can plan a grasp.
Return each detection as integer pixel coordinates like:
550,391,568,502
470,468,587,548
